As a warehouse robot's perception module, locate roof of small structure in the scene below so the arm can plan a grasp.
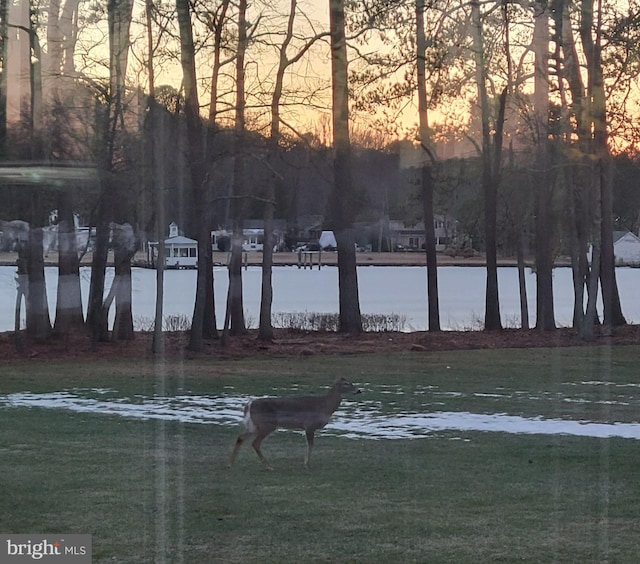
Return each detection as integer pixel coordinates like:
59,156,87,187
165,236,197,245
150,235,197,246
613,231,640,244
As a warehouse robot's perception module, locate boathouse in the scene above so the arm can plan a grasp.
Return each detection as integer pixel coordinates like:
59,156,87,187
148,222,198,269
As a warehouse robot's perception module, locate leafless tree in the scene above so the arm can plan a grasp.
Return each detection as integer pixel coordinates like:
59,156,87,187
328,0,362,333
222,0,250,342
470,0,504,331
53,189,84,335
0,0,8,157
416,0,440,331
531,1,555,331
258,0,329,341
144,0,167,354
554,0,626,339
87,0,135,344
176,0,218,351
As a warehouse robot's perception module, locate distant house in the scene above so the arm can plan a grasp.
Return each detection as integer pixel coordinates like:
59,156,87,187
148,222,198,268
289,215,324,247
614,231,640,265
390,216,457,251
242,228,264,252
212,220,286,252
588,231,640,266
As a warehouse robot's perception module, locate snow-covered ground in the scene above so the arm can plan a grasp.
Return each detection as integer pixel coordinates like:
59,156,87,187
2,385,640,440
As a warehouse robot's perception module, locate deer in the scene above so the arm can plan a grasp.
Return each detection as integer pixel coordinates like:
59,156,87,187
228,378,362,469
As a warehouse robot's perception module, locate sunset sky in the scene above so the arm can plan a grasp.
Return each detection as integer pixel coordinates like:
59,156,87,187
4,0,639,151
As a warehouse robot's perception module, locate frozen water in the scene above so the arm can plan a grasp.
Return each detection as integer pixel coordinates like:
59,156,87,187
1,265,639,332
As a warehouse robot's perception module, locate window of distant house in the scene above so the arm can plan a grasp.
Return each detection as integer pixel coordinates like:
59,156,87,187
189,248,196,258
180,248,189,257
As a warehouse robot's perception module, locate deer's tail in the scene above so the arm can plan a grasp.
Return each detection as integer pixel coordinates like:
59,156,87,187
243,400,257,433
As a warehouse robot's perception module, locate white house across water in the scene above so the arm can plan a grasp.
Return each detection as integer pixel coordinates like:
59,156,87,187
613,231,640,265
148,222,198,269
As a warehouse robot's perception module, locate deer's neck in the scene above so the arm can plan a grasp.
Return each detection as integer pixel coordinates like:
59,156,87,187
324,388,343,414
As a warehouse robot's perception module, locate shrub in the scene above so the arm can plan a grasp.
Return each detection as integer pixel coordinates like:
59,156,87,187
134,314,192,332
272,311,407,332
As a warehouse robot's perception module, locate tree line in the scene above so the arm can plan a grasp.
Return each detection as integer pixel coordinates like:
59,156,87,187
0,0,639,350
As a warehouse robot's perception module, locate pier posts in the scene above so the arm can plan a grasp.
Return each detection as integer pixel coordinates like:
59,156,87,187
297,250,322,269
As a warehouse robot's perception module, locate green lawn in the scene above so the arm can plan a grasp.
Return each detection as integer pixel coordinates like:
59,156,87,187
1,345,639,562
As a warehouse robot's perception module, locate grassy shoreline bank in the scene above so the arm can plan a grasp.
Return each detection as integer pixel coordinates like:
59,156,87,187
0,249,565,268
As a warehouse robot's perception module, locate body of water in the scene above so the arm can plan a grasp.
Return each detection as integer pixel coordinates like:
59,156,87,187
1,264,639,332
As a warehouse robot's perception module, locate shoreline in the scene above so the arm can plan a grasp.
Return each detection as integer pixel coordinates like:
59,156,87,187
0,250,569,269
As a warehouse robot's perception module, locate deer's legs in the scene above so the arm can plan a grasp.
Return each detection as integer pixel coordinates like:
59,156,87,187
304,430,315,468
252,429,274,470
228,431,253,467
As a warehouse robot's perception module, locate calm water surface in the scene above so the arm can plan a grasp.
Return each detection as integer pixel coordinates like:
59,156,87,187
1,264,639,331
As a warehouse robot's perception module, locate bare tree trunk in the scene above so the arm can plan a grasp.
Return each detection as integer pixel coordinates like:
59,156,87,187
47,0,62,80
27,23,49,339
45,0,82,81
152,112,166,353
259,162,275,340
15,255,27,339
110,221,136,342
470,0,502,331
0,0,8,157
421,166,440,330
516,233,529,330
568,178,586,332
25,226,51,341
583,177,601,342
29,15,43,159
585,2,625,329
258,0,295,341
329,0,361,333
112,244,135,340
107,222,136,341
599,159,625,328
416,0,440,332
176,0,217,351
54,190,84,335
226,0,249,337
208,0,230,124
258,0,326,339
88,0,134,344
25,8,47,342
203,0,230,340
556,0,590,335
59,0,80,76
228,232,246,334
109,0,135,339
532,2,555,331
87,192,111,344
145,0,166,354
580,0,625,333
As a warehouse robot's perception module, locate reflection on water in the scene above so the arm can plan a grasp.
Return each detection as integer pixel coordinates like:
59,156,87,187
2,387,640,441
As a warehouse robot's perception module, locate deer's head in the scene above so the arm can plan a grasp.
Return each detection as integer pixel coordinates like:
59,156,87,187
335,377,362,395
